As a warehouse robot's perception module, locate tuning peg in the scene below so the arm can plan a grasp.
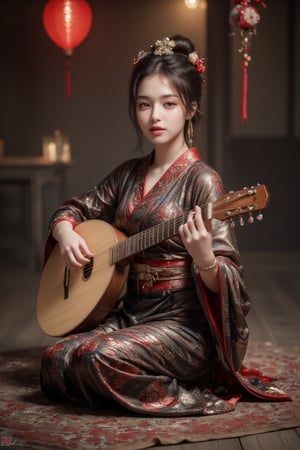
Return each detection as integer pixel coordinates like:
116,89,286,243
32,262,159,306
230,219,236,228
248,213,254,224
256,212,263,221
239,216,244,226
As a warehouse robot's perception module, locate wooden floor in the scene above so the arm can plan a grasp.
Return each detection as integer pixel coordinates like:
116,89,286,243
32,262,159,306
0,251,299,449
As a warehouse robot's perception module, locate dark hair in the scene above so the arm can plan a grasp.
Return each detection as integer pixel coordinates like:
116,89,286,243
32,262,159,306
129,35,204,146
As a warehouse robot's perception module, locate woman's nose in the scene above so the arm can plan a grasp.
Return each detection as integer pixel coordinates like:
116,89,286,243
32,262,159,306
151,104,161,122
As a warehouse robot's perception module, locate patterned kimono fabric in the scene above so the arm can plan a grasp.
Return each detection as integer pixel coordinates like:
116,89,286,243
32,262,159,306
40,148,291,416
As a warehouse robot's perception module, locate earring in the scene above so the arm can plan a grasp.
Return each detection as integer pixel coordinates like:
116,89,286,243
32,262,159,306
187,119,193,147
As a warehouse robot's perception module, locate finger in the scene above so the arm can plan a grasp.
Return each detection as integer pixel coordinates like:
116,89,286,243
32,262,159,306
193,205,212,231
189,210,204,234
73,247,92,265
193,205,203,224
65,251,83,268
194,206,212,233
178,224,184,236
79,240,94,258
184,210,196,232
178,223,190,240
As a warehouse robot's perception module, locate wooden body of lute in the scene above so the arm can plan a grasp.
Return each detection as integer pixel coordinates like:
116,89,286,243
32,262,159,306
36,220,129,337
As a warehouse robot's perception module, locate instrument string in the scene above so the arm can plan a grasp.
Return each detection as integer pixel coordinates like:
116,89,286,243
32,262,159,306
111,204,209,264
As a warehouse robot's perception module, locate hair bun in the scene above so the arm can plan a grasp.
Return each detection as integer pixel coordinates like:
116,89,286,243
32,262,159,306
170,35,195,56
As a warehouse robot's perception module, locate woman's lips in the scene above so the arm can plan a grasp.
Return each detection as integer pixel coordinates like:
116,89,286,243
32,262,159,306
150,127,165,135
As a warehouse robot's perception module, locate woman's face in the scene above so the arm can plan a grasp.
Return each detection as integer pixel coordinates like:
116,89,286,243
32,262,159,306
136,73,191,148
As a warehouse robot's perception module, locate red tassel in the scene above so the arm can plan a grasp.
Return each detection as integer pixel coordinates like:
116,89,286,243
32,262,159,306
65,55,71,97
241,63,248,121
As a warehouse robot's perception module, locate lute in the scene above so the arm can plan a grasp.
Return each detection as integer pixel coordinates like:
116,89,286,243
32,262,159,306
36,184,269,337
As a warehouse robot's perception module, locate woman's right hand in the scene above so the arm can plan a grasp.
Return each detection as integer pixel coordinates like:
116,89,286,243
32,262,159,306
52,221,94,268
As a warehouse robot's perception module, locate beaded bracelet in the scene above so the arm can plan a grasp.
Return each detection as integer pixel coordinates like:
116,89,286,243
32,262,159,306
198,257,217,271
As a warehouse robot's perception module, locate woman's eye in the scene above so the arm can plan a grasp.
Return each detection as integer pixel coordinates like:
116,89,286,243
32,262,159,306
137,102,150,109
164,102,176,108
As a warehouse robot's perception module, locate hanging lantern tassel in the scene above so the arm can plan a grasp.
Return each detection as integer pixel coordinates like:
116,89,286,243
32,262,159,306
230,0,267,121
242,61,248,120
65,52,72,97
241,35,250,121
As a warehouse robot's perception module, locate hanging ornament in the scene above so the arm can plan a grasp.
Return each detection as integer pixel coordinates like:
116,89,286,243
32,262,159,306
230,0,267,121
43,0,93,97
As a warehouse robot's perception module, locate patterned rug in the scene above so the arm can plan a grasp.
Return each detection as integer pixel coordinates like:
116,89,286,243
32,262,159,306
0,341,299,450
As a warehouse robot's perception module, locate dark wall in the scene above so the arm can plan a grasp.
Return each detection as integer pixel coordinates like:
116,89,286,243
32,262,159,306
0,0,299,257
207,0,300,252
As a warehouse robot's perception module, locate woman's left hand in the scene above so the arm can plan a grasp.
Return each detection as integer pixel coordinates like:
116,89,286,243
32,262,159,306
178,205,215,269
179,205,219,292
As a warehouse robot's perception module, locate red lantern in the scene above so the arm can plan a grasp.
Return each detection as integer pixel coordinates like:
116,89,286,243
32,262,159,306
43,0,93,96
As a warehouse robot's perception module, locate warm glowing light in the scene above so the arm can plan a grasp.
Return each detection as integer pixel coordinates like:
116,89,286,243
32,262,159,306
184,0,207,10
64,3,72,24
185,0,199,10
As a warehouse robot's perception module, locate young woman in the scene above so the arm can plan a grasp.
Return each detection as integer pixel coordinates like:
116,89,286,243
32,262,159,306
40,35,290,415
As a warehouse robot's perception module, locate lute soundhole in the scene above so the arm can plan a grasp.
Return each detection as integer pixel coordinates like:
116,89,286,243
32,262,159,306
83,257,94,280
63,258,94,301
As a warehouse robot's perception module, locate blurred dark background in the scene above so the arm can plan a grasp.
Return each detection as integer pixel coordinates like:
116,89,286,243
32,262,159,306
0,0,299,269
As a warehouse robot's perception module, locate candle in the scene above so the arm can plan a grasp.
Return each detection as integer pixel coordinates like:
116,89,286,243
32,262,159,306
48,142,57,161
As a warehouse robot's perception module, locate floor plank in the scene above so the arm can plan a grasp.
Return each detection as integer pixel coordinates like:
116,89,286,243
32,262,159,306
151,438,242,449
240,429,300,450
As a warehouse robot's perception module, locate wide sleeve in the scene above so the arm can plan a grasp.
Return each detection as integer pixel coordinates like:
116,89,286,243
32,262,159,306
190,167,251,371
43,160,135,263
191,166,291,401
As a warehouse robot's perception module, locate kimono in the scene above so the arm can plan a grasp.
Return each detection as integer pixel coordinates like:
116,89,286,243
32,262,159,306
40,147,291,416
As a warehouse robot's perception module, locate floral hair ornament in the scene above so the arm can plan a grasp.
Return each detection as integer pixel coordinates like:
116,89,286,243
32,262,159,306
133,50,148,65
230,0,267,121
151,37,176,56
188,51,206,74
133,37,175,64
133,37,206,74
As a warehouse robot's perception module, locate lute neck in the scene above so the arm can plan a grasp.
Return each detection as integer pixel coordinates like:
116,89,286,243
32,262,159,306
111,203,211,264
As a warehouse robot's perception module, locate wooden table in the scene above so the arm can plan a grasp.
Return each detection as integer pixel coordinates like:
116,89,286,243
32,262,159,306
0,156,74,269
